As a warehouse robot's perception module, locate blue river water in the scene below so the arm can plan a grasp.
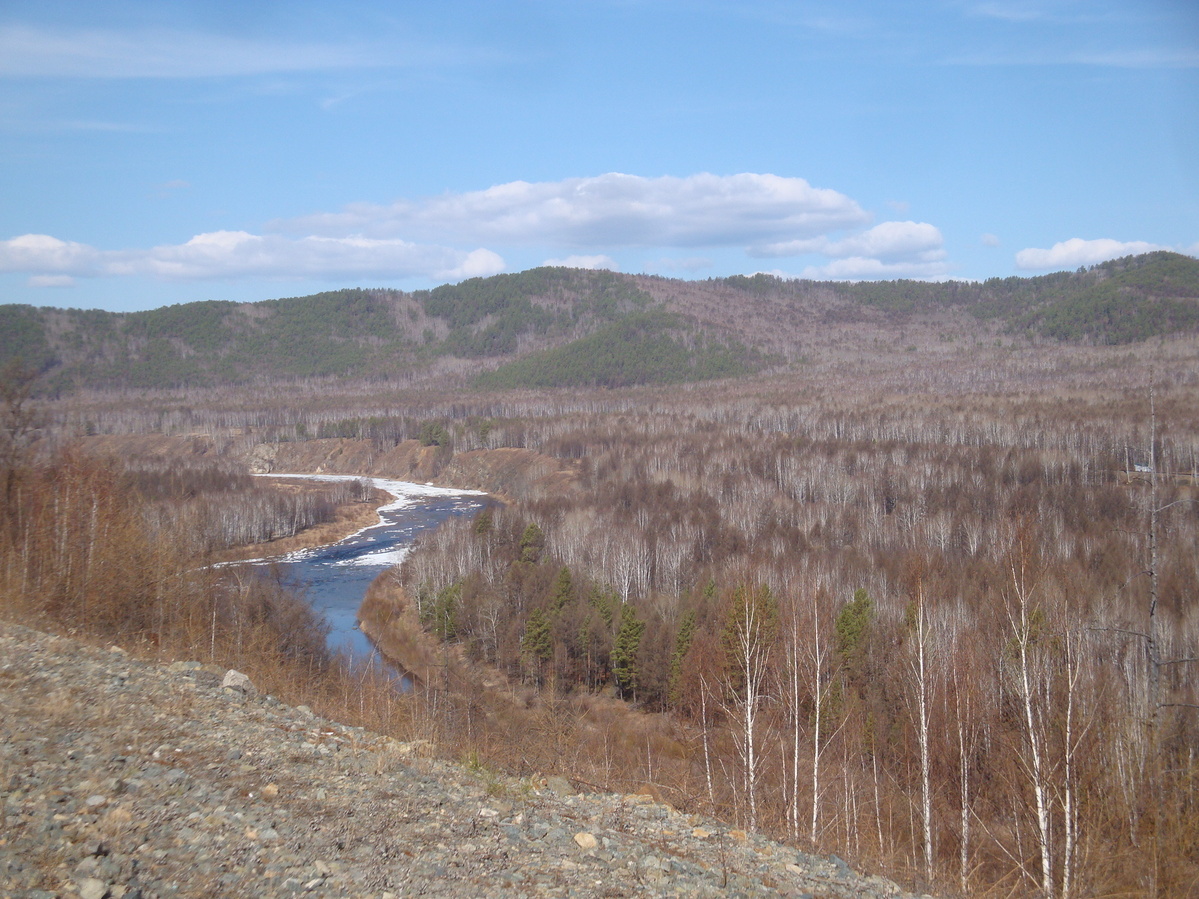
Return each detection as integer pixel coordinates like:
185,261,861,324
241,475,489,665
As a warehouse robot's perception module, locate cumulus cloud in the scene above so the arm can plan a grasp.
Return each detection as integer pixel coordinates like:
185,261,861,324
799,256,952,281
981,233,1001,247
275,173,870,248
1015,237,1165,270
542,255,618,271
644,256,714,274
0,234,102,275
750,221,949,279
0,231,504,283
754,221,945,263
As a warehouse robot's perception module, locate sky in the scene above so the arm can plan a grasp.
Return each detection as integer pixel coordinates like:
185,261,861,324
0,0,1196,313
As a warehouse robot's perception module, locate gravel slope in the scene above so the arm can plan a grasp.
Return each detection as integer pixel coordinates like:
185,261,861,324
0,622,930,899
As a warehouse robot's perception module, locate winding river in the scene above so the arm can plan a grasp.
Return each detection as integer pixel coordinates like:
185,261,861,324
240,474,489,665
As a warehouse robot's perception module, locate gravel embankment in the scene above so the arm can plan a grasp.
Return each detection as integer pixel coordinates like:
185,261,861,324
0,622,929,898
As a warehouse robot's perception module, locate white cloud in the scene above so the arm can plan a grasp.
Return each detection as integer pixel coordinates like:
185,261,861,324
799,256,952,281
754,221,945,262
542,255,618,271
27,274,75,288
0,234,102,275
981,233,1001,247
0,231,504,283
275,173,871,249
0,24,425,79
1015,237,1164,270
644,256,714,274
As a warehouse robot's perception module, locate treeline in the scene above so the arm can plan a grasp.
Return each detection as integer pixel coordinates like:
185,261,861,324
0,439,443,760
0,268,665,392
6,252,1199,395
395,386,1199,897
751,250,1199,342
119,456,372,553
0,451,328,681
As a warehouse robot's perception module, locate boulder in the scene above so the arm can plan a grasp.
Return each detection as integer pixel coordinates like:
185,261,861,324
221,669,256,696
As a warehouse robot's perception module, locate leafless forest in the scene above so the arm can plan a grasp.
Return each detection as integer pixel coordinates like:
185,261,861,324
3,335,1199,898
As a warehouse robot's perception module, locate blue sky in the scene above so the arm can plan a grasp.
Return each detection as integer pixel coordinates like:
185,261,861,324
1,0,1196,312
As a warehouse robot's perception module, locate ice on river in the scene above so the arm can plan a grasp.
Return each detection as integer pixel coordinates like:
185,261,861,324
240,473,488,565
232,473,489,666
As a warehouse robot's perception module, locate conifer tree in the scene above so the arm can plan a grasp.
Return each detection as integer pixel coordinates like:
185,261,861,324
522,608,553,683
668,609,697,708
611,604,646,700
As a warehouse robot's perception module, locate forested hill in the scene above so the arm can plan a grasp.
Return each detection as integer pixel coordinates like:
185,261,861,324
0,268,765,393
2,251,1197,393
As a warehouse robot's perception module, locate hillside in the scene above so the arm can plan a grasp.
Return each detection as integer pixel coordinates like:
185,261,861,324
1,251,1197,393
0,621,921,899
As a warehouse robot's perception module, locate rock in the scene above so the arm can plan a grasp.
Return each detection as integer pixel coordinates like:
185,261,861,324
0,622,926,899
543,775,575,796
573,831,598,851
221,669,256,695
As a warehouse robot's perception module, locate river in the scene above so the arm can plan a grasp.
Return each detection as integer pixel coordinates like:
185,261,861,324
239,474,489,666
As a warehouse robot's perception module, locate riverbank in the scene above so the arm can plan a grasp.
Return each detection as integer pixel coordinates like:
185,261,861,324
357,571,514,697
208,483,390,565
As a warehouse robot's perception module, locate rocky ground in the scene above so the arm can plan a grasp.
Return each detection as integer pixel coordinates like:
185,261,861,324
0,622,931,899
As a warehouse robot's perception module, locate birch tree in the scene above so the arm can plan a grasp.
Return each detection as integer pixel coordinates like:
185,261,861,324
904,575,936,886
720,583,778,831
1005,527,1055,899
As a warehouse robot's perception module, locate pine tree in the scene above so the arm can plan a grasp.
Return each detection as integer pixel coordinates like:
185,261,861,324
668,609,697,708
550,566,574,612
430,582,460,641
519,523,544,563
611,604,646,700
522,608,553,684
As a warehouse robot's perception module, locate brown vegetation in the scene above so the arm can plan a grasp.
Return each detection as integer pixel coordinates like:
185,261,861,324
8,333,1199,897
0,447,422,743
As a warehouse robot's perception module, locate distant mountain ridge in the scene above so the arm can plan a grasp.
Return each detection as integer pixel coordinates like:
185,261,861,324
2,251,1196,393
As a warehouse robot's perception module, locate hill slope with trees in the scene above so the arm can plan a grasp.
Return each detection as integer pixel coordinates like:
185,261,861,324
1,251,1196,393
